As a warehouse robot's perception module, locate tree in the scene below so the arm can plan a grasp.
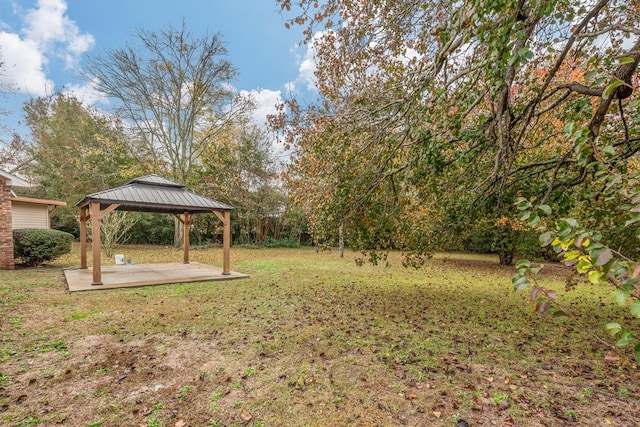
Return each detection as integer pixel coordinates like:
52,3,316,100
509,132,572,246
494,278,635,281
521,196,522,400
0,47,29,172
276,0,640,357
24,93,140,234
83,21,253,245
275,0,639,254
197,116,289,245
98,210,137,257
0,47,10,116
0,134,32,174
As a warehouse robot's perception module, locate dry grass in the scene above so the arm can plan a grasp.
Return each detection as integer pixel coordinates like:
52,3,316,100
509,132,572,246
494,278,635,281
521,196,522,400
0,245,639,426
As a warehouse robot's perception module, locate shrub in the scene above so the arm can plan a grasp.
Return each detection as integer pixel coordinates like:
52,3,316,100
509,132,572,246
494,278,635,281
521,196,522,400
13,228,74,266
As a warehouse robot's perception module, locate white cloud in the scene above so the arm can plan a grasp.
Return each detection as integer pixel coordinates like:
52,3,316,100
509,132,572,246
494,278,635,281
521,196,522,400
24,0,94,67
297,42,318,92
240,88,283,127
292,32,326,93
63,77,107,106
0,0,93,95
284,81,296,95
0,31,53,95
238,87,292,160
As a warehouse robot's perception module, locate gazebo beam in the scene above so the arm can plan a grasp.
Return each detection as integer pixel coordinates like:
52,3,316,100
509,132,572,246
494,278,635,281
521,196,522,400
100,203,120,219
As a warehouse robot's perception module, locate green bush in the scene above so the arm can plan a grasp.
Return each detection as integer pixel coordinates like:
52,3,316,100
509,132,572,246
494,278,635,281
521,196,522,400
13,228,74,266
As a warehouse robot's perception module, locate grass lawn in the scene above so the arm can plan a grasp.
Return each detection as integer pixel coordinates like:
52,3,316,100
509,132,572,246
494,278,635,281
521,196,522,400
0,245,638,426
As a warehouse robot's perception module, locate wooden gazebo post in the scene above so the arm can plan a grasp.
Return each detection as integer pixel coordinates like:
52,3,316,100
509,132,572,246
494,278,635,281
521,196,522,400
223,210,231,275
90,201,102,285
214,210,231,275
79,206,88,269
183,212,191,264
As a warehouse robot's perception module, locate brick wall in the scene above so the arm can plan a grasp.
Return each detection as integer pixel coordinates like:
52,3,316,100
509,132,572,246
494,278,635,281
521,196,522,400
0,178,15,270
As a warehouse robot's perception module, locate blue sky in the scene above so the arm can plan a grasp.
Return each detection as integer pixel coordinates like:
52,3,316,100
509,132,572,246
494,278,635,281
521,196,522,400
0,0,318,137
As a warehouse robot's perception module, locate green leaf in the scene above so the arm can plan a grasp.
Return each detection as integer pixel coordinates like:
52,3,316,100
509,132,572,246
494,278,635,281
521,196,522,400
528,214,540,227
593,76,607,85
512,274,529,292
621,283,637,292
602,79,623,99
563,122,575,135
537,204,552,216
602,145,615,155
539,231,553,246
515,259,531,269
552,310,569,317
565,218,579,228
559,237,574,250
563,251,580,261
588,270,603,285
630,301,640,318
576,259,592,274
613,289,627,306
616,330,633,347
605,322,621,336
635,343,640,363
518,210,531,221
625,212,640,227
618,56,635,65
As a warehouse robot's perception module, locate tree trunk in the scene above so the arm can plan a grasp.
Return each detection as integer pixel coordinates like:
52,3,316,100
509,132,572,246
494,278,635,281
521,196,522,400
498,251,513,266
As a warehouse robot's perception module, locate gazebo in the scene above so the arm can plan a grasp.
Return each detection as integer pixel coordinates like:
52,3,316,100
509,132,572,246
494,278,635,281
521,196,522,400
76,175,234,286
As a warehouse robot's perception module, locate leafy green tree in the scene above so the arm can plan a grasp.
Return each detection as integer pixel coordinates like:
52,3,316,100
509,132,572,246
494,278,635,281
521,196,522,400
24,93,140,234
276,0,639,260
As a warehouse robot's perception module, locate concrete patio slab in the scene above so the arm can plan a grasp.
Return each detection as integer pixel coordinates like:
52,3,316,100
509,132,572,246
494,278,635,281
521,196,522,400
64,262,249,292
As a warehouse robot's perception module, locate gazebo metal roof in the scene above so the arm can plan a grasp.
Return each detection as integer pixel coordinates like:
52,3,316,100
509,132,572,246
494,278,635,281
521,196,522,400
76,175,233,214
76,174,234,286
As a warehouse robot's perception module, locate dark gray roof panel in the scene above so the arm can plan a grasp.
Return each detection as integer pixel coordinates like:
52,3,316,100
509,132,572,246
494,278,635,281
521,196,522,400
128,174,185,188
76,175,233,214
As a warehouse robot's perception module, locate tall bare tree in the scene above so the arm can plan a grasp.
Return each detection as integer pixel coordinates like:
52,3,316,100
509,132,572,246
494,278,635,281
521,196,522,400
84,21,252,245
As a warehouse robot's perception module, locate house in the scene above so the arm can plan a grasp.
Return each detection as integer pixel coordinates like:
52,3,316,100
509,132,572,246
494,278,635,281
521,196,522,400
0,170,66,270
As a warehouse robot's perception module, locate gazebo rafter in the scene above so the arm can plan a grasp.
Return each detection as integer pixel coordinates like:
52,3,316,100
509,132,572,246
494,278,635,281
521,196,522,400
76,175,233,286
